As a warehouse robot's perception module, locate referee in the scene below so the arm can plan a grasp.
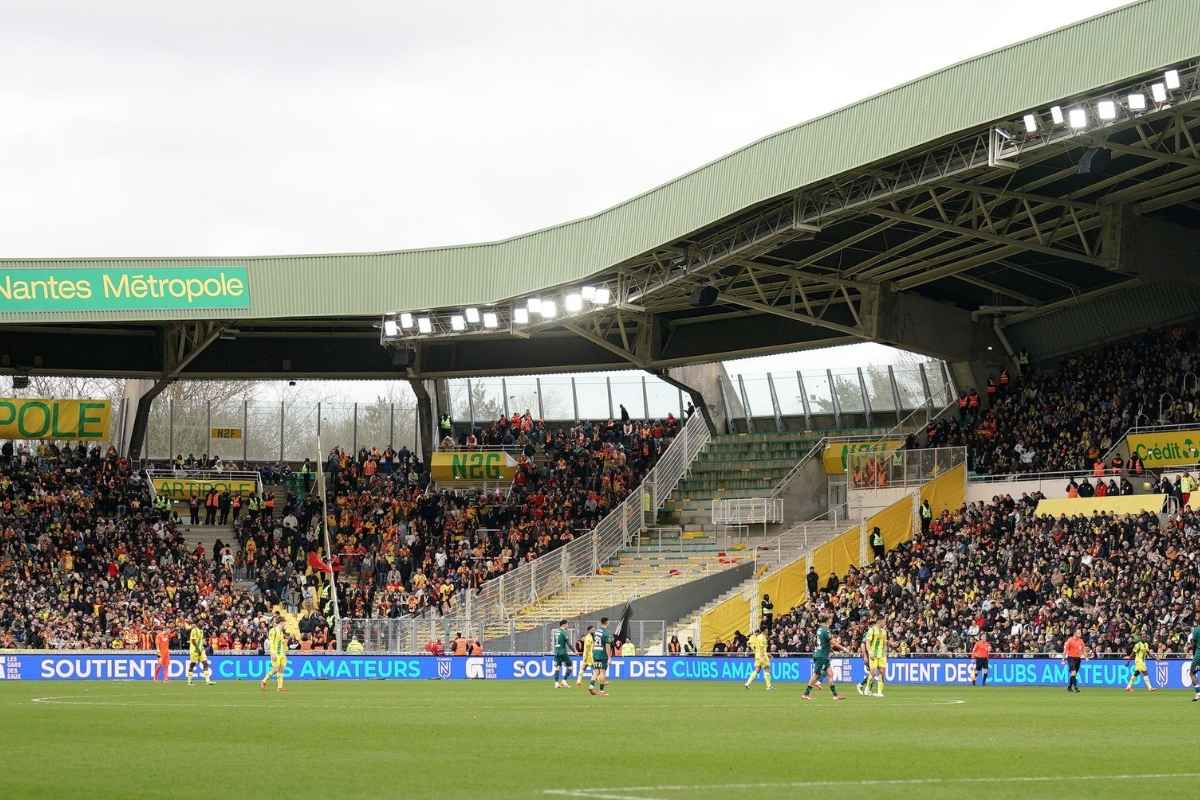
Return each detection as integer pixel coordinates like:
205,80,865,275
1063,628,1088,693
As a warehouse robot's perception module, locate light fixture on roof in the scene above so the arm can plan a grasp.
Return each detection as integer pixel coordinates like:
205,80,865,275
1128,92,1147,111
540,299,558,318
482,311,498,329
1068,108,1087,129
400,312,414,329
465,307,480,324
1152,83,1168,103
383,319,399,337
1097,100,1116,121
581,285,596,301
1050,105,1064,125
1164,69,1180,90
417,317,432,334
1022,114,1038,133
450,315,466,332
527,297,542,314
593,287,611,304
513,307,529,324
565,293,583,312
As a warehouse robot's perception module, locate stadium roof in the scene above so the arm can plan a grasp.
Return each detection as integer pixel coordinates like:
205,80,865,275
2,0,1200,380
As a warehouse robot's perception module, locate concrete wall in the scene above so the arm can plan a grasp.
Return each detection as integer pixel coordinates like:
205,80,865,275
779,454,829,524
667,361,734,433
484,560,755,653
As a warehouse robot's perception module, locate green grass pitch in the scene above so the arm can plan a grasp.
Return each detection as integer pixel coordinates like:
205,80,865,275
1,680,1197,799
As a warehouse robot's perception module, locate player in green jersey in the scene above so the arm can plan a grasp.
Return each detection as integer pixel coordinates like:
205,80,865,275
588,616,613,696
803,611,847,702
552,620,572,688
1187,619,1200,702
1124,633,1154,693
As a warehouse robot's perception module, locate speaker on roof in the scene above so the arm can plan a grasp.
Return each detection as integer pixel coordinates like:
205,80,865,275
1078,147,1110,176
12,375,30,390
690,286,719,307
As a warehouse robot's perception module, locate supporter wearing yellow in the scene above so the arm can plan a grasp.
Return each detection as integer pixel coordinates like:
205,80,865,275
186,623,213,685
1124,635,1155,693
575,626,595,687
260,616,289,693
743,627,773,690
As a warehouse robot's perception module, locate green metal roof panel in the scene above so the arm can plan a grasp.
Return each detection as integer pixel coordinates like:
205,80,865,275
2,0,1197,324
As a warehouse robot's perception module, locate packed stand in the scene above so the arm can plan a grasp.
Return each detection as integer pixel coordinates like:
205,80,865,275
924,326,1200,475
0,443,280,650
765,493,1199,659
324,410,681,621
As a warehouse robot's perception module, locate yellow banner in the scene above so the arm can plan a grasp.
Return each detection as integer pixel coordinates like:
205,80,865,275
151,476,258,501
823,438,904,475
1035,494,1165,518
919,463,966,517
1127,429,1200,468
430,451,519,483
757,557,807,619
866,495,915,552
0,397,111,440
811,526,863,584
210,427,242,440
699,593,751,655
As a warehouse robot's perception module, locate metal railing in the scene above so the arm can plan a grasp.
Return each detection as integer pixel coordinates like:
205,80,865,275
454,411,710,625
749,508,846,571
144,468,265,502
1100,421,1200,464
847,446,967,489
711,497,784,526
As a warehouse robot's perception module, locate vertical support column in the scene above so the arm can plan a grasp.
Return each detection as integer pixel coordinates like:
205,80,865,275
640,376,649,420
279,401,285,462
942,362,956,404
737,374,754,433
466,378,476,429
827,369,841,428
408,379,434,461
536,377,545,420
796,371,811,428
242,400,248,462
919,363,934,409
389,402,395,448
205,401,211,459
766,373,784,432
352,402,359,454
606,376,614,420
570,377,579,422
317,402,322,439
857,367,872,427
677,388,684,418
501,378,510,418
168,399,175,458
887,366,903,417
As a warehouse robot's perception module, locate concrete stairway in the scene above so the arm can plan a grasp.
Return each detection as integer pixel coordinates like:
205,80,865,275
178,522,236,556
647,518,849,652
482,529,751,640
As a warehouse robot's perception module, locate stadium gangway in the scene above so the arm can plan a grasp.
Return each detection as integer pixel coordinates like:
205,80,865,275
748,507,845,571
449,410,710,628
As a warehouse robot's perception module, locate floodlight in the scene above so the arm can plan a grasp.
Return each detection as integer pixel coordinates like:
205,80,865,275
1022,114,1038,133
383,319,399,337
527,298,542,313
482,312,499,329
1152,83,1167,103
540,300,558,318
1068,108,1087,129
1164,69,1180,90
513,307,529,324
593,287,611,304
565,293,583,312
400,312,414,329
1097,100,1116,121
581,286,596,301
1050,106,1064,124
417,317,432,334
465,307,480,324
450,315,466,332
1128,93,1146,111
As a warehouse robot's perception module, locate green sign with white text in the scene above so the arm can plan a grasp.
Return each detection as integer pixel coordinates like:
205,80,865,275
0,266,250,312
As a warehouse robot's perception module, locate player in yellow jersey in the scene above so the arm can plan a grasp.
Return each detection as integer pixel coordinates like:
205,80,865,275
186,622,213,685
260,615,289,692
1124,633,1155,693
743,626,773,690
857,615,887,697
575,625,595,687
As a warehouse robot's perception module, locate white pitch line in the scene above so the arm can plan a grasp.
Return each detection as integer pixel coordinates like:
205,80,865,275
544,772,1200,795
545,791,661,800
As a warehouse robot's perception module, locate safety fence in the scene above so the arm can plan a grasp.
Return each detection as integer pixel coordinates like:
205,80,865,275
711,497,784,526
847,445,967,488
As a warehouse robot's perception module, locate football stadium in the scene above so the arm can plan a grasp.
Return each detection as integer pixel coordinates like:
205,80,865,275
3,1,1200,798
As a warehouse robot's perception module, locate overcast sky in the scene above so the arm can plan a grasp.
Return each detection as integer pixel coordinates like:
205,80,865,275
3,0,1132,399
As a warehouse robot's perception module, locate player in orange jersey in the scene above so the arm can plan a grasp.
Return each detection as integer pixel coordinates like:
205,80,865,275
153,628,172,682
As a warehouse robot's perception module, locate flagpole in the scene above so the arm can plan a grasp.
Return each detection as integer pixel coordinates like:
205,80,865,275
315,432,343,650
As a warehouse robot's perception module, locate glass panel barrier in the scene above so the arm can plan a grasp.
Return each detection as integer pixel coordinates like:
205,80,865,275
773,372,805,416
863,366,896,413
802,370,835,416
645,377,681,419
539,376,576,420
609,374,646,419
830,369,865,413
574,374,611,420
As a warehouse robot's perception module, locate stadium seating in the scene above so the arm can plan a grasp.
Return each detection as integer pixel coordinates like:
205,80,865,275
926,326,1200,475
